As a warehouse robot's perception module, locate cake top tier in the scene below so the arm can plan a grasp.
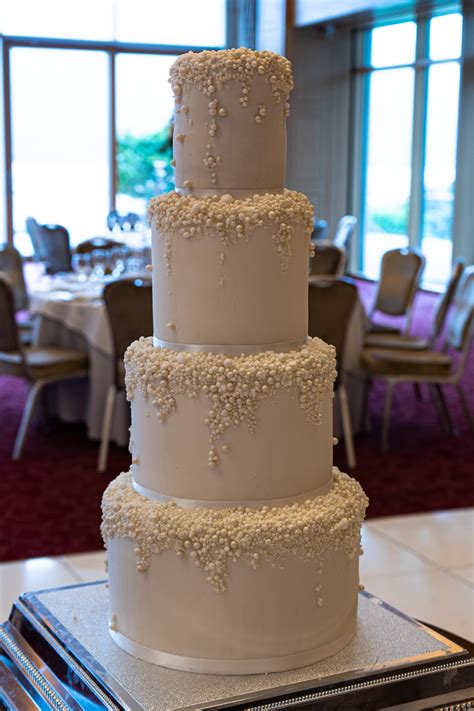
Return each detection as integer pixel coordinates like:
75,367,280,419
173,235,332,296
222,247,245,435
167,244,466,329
170,49,294,195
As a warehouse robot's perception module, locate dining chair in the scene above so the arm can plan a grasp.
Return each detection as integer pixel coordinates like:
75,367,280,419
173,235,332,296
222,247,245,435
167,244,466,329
364,257,465,350
0,276,89,459
0,244,34,344
98,278,153,472
368,248,425,335
309,243,346,278
308,277,359,468
26,217,72,274
361,265,474,452
311,218,329,242
333,215,357,251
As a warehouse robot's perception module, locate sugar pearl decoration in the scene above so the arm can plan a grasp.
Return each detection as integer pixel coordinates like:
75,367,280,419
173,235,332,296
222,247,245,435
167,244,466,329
145,263,153,272
125,336,336,468
183,180,193,190
109,613,118,631
148,190,314,275
175,133,186,142
169,49,294,110
102,469,368,593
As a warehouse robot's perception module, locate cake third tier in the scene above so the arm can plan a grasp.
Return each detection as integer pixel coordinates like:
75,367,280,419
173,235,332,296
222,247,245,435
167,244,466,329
149,190,314,350
127,336,336,504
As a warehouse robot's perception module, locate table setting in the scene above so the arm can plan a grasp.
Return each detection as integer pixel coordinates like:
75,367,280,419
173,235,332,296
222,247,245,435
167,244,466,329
26,240,152,448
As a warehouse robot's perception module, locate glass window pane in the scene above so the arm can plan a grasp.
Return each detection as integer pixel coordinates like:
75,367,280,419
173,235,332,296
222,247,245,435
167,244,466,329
115,54,176,216
115,0,226,46
421,63,460,285
363,68,415,279
2,0,114,41
430,13,463,61
10,48,110,254
371,22,417,68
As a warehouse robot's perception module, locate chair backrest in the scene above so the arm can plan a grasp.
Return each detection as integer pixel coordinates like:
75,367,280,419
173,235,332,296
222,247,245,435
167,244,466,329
372,248,425,317
26,217,43,261
75,237,124,254
430,257,465,342
0,244,28,311
27,219,71,274
0,274,22,353
310,243,346,277
311,219,329,242
308,277,358,387
333,215,357,250
103,278,153,385
445,265,474,352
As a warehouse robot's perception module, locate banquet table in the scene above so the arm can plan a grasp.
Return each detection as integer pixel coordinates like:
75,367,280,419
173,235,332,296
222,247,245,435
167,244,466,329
28,276,368,449
30,279,130,447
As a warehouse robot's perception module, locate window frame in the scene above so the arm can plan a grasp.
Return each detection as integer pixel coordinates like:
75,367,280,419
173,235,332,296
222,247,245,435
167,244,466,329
0,28,231,248
350,11,464,285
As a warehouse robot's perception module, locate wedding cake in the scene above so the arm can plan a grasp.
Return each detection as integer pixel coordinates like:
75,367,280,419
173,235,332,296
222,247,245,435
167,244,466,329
101,48,368,675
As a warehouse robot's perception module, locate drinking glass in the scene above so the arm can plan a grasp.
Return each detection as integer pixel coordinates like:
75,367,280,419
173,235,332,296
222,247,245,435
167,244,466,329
110,246,128,277
91,249,107,280
71,252,91,282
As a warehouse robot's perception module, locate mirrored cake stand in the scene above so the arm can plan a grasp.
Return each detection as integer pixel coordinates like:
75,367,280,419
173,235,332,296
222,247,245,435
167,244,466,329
0,581,473,710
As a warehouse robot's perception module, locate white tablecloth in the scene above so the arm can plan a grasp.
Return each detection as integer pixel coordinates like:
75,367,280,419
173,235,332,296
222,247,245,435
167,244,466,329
29,289,367,447
30,292,129,447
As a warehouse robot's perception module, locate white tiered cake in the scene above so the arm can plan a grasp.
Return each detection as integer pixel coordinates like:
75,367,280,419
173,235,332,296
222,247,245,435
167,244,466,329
102,48,368,675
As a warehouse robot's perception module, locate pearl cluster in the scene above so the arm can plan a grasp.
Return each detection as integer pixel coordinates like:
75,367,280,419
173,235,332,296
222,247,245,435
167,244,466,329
101,469,368,593
255,103,267,124
124,336,336,470
148,189,314,274
169,48,294,105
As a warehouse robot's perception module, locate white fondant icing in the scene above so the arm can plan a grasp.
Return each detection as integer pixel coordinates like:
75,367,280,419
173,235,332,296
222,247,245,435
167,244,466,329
130,389,334,503
107,540,359,672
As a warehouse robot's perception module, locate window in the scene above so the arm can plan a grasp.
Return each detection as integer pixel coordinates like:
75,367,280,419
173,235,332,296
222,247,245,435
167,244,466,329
115,54,177,216
11,48,110,252
1,1,227,253
355,13,463,287
114,0,226,46
0,0,226,45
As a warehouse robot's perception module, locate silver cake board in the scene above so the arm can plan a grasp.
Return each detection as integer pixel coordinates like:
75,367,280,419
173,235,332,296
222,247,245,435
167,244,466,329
0,581,473,710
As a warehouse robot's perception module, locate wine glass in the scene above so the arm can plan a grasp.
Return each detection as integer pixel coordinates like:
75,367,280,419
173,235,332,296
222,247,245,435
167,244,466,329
91,249,107,280
71,252,91,282
110,246,128,277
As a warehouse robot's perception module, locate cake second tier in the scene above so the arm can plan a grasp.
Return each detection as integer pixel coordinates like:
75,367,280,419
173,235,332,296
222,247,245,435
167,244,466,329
126,336,336,505
148,190,314,351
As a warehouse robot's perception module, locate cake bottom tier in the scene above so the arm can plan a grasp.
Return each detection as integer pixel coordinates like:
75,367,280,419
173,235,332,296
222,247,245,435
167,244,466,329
107,539,358,674
102,470,367,675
